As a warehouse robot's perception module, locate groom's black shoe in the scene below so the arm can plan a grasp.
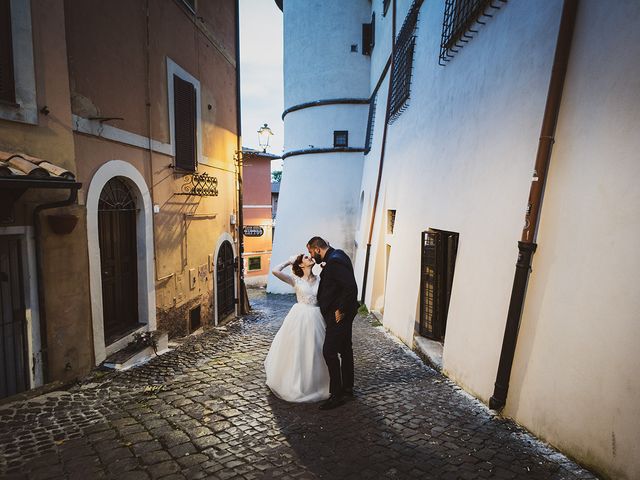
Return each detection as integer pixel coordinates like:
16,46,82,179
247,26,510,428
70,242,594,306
319,394,345,410
343,389,355,401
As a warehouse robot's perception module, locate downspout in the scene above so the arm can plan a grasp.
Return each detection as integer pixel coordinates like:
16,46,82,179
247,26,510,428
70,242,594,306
234,0,248,314
33,185,81,384
489,0,579,411
361,0,397,304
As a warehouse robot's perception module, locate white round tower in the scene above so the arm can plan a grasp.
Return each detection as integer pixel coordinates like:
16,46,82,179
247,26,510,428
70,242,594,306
268,0,371,293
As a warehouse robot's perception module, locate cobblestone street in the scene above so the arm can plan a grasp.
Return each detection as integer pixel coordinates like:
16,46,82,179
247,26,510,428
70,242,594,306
0,291,597,480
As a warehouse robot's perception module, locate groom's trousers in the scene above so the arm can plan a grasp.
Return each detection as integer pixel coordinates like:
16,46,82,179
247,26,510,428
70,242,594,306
323,311,355,396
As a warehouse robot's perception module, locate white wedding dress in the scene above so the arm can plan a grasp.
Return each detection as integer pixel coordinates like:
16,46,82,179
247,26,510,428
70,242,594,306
264,276,330,402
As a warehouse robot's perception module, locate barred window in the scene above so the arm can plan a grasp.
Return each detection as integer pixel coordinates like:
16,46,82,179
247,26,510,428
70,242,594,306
439,0,506,65
388,0,423,124
364,93,378,153
333,130,348,148
362,12,375,56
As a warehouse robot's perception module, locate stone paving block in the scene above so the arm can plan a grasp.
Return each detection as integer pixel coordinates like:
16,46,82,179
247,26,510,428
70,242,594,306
0,291,600,480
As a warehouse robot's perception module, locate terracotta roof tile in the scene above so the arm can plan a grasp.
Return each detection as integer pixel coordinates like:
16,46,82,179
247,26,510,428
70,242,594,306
0,151,75,180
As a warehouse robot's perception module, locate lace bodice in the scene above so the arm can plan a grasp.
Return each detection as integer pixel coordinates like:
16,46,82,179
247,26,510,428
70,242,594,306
294,276,319,306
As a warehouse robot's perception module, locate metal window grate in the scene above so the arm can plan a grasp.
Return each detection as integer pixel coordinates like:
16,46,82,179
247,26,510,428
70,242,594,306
333,130,349,148
364,92,378,153
439,0,507,66
388,0,424,124
419,229,459,341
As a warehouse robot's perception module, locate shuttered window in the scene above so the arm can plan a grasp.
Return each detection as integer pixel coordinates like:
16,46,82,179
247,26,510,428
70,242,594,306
0,0,16,104
173,75,197,172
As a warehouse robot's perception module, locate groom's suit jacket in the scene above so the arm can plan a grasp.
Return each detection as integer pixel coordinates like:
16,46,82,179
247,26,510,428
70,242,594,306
317,247,359,326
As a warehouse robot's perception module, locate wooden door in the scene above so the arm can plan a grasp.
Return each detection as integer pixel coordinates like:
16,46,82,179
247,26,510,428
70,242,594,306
98,178,139,344
216,241,235,320
0,236,29,399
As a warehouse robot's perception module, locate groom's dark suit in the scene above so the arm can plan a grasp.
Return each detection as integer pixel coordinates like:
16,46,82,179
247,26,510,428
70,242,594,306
317,247,359,396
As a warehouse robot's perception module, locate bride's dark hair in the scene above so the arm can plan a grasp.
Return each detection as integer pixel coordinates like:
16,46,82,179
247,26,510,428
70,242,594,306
291,254,304,277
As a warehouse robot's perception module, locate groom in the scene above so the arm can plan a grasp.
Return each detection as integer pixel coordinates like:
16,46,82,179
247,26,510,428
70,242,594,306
307,236,359,410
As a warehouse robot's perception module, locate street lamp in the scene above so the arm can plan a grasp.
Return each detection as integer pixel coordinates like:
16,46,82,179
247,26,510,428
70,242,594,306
257,123,274,153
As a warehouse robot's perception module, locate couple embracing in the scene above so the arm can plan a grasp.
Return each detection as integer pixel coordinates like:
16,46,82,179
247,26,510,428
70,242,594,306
264,236,359,410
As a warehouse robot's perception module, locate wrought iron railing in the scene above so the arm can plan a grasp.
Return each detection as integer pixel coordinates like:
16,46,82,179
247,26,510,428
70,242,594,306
388,0,424,124
177,172,219,197
439,0,507,66
364,92,378,153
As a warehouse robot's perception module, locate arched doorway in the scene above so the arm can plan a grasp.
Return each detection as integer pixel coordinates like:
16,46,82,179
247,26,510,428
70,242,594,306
98,177,140,344
216,240,235,320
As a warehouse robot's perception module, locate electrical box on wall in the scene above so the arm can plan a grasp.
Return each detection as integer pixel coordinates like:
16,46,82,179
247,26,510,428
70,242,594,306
208,253,214,272
230,213,236,225
189,268,197,289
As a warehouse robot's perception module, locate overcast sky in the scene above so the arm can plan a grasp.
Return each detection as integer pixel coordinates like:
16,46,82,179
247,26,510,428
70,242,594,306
240,0,284,166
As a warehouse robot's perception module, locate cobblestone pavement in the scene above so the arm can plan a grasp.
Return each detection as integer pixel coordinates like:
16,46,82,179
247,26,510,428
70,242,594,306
0,291,598,480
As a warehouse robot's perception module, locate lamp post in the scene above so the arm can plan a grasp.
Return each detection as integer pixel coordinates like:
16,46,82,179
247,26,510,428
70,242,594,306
257,123,274,153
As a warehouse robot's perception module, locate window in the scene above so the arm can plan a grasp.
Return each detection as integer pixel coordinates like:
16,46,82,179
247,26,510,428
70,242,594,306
364,93,378,153
388,0,423,124
362,12,375,56
387,209,396,234
0,0,37,124
173,75,197,172
0,0,15,104
419,229,459,342
383,0,391,17
333,130,349,148
439,0,504,65
189,305,201,332
248,257,261,272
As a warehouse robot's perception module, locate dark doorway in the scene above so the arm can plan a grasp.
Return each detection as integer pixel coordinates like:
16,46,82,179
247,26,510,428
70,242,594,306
98,177,140,344
419,229,459,342
0,236,29,399
216,241,235,320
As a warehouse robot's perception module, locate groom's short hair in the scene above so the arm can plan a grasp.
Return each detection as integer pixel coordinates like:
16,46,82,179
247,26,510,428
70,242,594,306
307,236,328,249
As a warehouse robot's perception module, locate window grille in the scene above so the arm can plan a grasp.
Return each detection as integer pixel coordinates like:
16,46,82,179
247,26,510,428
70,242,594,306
364,92,377,153
0,0,15,104
248,257,261,271
388,0,423,124
333,130,349,148
419,229,459,341
387,210,396,234
174,75,197,172
439,0,507,66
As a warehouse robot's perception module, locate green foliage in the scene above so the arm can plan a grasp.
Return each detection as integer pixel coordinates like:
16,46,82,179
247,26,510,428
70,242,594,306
271,170,282,183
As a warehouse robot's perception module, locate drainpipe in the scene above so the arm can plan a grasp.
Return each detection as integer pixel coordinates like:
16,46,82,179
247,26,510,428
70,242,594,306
489,0,579,411
361,0,397,304
234,0,248,314
33,185,81,384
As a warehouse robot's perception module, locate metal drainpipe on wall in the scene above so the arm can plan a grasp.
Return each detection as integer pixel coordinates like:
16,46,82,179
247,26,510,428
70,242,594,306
361,0,397,305
489,0,579,411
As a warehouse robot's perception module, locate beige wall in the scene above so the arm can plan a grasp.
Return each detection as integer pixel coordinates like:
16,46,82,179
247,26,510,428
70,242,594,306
67,0,239,340
505,3,640,478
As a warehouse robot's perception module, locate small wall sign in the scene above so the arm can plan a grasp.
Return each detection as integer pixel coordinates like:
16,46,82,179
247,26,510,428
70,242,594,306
243,226,264,237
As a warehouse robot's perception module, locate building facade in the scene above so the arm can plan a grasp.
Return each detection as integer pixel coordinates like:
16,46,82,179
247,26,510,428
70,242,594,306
0,0,242,398
242,148,277,286
274,0,640,478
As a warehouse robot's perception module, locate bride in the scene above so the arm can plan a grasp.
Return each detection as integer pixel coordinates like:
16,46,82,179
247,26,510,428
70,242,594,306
264,254,330,402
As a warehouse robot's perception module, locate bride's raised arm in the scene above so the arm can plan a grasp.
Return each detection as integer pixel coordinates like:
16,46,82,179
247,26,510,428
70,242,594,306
271,258,296,287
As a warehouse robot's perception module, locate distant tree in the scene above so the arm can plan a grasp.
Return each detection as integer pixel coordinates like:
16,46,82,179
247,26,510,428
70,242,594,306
271,170,282,183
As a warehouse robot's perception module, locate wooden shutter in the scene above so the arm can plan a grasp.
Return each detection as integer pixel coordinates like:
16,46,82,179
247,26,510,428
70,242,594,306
173,75,197,172
0,0,16,104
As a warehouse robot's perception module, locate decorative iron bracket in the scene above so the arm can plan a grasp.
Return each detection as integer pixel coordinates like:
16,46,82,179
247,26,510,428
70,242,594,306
176,172,219,197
